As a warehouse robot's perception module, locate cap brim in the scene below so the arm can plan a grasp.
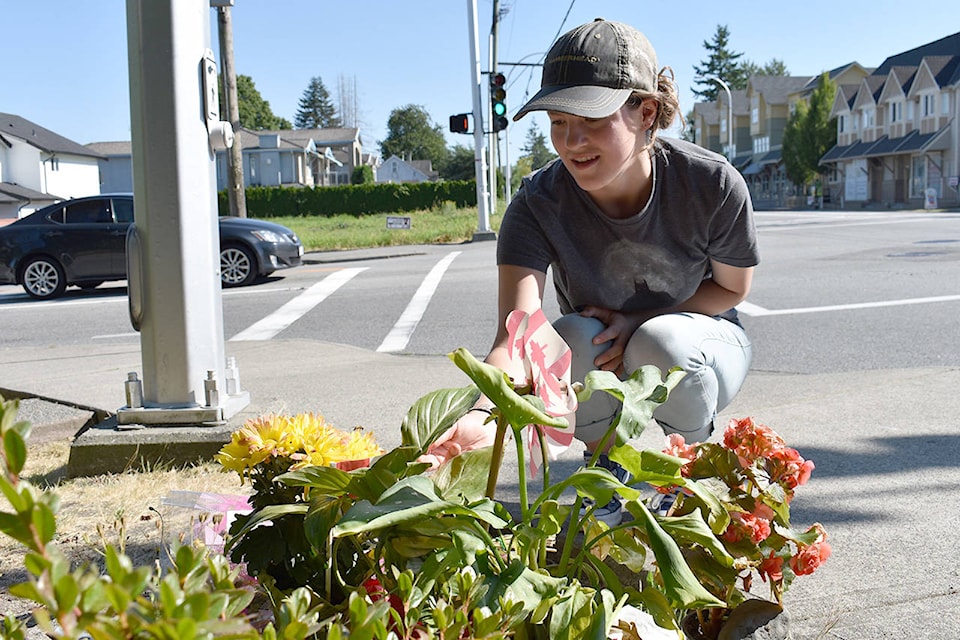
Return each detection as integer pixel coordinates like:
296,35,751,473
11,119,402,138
513,85,633,121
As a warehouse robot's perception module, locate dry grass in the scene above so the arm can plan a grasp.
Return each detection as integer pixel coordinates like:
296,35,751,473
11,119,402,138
0,437,247,608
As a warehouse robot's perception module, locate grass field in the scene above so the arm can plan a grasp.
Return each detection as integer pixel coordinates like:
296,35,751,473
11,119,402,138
275,204,503,252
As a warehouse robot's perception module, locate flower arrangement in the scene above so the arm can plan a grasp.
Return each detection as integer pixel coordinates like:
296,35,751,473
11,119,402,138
213,310,828,638
0,309,829,640
658,417,831,638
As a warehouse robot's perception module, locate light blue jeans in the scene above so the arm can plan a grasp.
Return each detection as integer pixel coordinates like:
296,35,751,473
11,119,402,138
554,312,752,445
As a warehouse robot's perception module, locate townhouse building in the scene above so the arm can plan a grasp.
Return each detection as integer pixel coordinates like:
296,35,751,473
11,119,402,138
821,32,959,208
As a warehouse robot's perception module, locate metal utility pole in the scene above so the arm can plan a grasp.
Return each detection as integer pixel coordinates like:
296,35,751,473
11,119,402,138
488,0,500,217
120,0,248,426
214,0,246,217
467,0,494,240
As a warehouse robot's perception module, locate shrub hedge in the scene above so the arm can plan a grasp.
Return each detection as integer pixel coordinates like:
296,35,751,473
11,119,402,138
218,180,477,218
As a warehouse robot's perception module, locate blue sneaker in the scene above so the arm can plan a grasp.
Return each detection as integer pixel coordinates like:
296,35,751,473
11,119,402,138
648,487,681,516
580,451,630,527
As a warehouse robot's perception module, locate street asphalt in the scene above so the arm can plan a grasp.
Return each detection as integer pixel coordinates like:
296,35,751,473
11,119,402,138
1,245,957,639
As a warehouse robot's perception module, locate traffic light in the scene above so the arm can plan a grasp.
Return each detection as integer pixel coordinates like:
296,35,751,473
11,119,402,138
449,113,470,134
490,72,508,132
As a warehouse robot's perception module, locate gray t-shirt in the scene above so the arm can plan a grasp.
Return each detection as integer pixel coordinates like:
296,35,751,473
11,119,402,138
497,137,759,324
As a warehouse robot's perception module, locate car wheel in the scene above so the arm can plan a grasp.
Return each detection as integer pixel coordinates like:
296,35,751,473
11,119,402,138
220,244,257,287
21,256,67,300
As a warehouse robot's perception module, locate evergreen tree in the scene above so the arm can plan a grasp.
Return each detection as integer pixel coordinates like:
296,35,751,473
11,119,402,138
295,76,341,129
519,122,557,171
782,72,837,187
379,105,449,171
691,25,749,101
741,58,790,78
235,74,291,130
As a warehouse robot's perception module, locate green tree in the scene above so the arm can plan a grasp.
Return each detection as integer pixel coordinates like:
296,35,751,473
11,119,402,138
441,144,477,181
295,76,341,129
519,122,557,171
351,165,374,184
741,58,789,77
691,25,749,101
379,104,450,170
236,74,291,130
782,72,837,187
680,108,696,142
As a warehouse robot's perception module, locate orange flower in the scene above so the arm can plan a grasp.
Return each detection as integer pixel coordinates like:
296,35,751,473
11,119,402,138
790,523,832,576
759,551,784,583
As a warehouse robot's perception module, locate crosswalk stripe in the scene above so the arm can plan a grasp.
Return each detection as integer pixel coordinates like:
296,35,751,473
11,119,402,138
229,267,367,341
377,251,462,353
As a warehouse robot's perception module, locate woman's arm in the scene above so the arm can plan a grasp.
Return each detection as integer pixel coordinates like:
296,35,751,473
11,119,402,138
583,260,754,372
421,264,547,467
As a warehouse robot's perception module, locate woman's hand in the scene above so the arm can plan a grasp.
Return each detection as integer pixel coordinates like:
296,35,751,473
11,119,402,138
579,306,648,375
419,409,497,469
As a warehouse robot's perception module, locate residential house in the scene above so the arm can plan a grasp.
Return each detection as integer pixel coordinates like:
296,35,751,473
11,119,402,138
86,141,134,194
215,127,364,189
375,156,438,183
0,113,103,221
821,31,959,208
692,63,871,209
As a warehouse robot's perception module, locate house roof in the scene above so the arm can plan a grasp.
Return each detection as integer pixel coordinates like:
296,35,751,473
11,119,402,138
873,31,960,76
749,75,812,104
0,113,103,159
0,182,61,203
85,141,132,156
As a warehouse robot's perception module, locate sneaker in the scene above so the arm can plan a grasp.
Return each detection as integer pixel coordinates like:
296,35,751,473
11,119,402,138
648,486,682,517
580,451,630,527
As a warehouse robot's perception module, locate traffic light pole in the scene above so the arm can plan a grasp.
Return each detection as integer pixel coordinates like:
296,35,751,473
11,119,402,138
467,0,493,240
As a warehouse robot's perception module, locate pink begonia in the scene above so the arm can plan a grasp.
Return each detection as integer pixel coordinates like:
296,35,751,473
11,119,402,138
505,309,578,476
759,551,785,584
790,523,832,576
663,433,698,468
723,511,773,545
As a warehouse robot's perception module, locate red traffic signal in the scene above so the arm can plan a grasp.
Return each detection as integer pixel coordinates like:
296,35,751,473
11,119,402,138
449,113,470,134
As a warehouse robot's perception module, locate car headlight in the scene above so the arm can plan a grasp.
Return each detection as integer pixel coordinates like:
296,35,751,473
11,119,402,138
251,229,287,243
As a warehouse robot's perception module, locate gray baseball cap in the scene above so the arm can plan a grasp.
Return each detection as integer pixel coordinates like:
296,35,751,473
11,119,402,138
513,18,658,121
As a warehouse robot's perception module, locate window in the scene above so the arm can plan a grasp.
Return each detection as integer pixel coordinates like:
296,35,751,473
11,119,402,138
113,198,135,223
752,136,769,154
907,101,914,121
923,94,935,116
751,107,759,124
862,107,875,129
838,114,846,133
889,102,901,123
942,94,950,115
65,199,111,224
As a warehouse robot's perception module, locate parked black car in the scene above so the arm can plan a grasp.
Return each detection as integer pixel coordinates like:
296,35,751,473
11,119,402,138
0,194,303,300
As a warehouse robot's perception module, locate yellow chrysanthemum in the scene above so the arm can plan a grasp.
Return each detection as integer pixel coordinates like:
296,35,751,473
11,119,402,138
216,413,384,477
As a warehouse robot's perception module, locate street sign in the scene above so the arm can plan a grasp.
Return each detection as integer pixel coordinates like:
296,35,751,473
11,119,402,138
386,216,411,230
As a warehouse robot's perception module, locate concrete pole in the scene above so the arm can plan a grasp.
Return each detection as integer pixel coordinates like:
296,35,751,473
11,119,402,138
216,2,247,217
120,0,248,425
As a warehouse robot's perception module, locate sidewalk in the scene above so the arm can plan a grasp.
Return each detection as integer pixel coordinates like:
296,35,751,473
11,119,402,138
1,338,958,639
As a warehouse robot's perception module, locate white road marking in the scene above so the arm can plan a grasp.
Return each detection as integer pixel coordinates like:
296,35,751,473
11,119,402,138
377,251,462,353
93,332,139,339
229,267,367,341
737,294,960,317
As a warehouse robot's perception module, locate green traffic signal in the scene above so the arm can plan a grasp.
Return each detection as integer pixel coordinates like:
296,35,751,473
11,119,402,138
490,72,507,127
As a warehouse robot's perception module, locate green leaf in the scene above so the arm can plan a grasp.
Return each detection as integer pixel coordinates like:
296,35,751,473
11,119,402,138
3,428,27,477
656,508,735,567
0,512,33,548
579,366,685,444
627,499,725,609
277,465,352,493
31,503,56,545
401,386,480,454
224,503,309,550
333,476,449,536
481,558,566,618
433,445,495,502
448,348,569,431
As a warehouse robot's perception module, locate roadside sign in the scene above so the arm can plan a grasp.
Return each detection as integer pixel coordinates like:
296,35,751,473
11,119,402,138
386,215,411,230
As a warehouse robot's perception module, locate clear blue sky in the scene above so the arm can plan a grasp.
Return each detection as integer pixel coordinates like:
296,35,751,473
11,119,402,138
4,0,958,164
